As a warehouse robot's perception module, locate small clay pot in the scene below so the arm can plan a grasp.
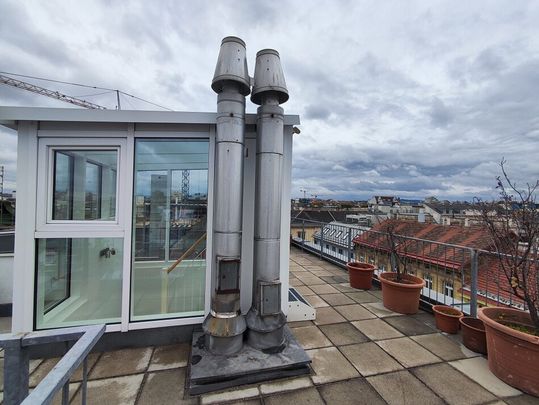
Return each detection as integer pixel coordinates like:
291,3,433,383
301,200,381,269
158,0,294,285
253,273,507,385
432,305,463,334
460,316,487,354
347,262,376,290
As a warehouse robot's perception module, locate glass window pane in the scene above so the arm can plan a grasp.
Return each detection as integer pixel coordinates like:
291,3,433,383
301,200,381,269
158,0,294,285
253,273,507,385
132,139,208,321
35,237,123,329
52,150,117,221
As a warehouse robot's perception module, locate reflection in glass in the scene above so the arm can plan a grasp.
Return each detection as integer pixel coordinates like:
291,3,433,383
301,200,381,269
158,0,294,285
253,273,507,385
52,150,117,221
36,237,123,329
132,139,208,321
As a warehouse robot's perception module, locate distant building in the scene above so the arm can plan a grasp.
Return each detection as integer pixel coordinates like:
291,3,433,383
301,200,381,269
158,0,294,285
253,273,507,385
423,200,480,226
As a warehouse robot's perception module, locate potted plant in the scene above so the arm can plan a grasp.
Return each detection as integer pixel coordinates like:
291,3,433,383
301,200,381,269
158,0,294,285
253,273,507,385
376,220,425,314
346,261,376,290
460,317,487,354
432,305,463,334
475,160,539,396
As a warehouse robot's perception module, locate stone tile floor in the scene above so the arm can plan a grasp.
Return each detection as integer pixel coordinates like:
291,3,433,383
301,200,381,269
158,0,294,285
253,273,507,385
1,246,538,404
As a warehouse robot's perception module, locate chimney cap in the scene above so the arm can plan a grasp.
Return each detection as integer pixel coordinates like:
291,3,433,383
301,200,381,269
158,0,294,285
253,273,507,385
212,36,251,96
251,49,289,105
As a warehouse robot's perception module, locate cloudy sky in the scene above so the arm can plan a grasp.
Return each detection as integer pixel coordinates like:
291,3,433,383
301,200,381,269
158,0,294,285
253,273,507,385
1,0,538,201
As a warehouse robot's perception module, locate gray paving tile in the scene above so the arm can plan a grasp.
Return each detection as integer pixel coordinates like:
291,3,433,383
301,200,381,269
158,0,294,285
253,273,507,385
340,342,403,376
319,322,368,346
306,347,359,384
345,291,380,303
362,302,404,317
90,347,152,379
263,387,324,404
351,318,404,340
313,307,346,325
318,378,386,405
289,278,304,287
288,320,314,328
411,333,479,361
28,382,80,405
384,315,437,336
259,376,312,395
449,357,522,397
333,283,358,293
369,289,383,299
318,293,354,306
505,394,539,404
305,295,329,308
367,370,444,405
72,374,144,405
293,285,315,296
148,343,189,371
138,368,196,404
201,386,260,404
310,269,334,277
411,312,438,329
29,353,100,387
310,284,339,295
413,363,497,405
334,304,377,321
292,325,332,349
376,337,441,368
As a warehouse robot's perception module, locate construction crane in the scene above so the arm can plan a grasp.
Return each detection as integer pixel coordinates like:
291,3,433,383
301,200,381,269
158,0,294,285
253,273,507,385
0,74,108,110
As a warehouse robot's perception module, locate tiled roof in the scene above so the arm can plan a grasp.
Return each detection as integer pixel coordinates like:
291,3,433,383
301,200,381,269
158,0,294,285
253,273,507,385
353,219,532,309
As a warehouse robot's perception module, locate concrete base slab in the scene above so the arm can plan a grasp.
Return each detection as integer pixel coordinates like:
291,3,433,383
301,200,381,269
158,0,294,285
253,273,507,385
188,326,311,395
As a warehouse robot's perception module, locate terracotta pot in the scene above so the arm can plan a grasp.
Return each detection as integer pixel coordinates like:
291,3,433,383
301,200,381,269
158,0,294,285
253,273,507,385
460,317,487,355
347,262,375,290
432,305,463,334
379,272,425,314
478,307,539,396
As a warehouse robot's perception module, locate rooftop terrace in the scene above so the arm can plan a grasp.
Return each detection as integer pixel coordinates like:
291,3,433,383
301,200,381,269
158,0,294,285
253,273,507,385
1,246,537,404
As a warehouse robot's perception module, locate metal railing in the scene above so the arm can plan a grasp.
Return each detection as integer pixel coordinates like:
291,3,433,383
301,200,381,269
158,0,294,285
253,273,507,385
0,324,105,405
290,219,526,317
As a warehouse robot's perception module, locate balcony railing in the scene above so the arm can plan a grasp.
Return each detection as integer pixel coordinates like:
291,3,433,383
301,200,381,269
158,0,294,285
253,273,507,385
0,324,105,405
291,219,527,317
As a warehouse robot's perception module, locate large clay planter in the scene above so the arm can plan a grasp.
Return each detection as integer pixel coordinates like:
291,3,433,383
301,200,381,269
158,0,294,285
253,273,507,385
347,262,375,290
379,272,425,314
432,305,463,334
460,317,487,355
478,307,539,396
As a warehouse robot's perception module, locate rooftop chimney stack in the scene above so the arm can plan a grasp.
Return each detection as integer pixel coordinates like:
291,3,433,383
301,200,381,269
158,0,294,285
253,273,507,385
246,49,289,351
203,37,250,355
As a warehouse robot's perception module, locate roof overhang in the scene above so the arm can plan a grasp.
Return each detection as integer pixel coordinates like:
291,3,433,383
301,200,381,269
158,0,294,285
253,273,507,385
0,106,300,130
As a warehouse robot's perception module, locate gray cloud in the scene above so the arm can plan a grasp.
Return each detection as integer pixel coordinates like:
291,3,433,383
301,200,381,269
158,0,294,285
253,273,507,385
1,0,538,201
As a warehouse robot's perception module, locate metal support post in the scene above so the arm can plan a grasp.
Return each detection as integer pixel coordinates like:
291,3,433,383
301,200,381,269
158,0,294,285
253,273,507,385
320,224,324,259
470,249,478,317
3,341,30,405
301,220,305,251
347,228,352,263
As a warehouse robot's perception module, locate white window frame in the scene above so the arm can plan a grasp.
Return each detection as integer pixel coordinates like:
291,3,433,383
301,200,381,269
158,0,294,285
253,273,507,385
425,273,433,289
444,280,454,298
36,138,127,234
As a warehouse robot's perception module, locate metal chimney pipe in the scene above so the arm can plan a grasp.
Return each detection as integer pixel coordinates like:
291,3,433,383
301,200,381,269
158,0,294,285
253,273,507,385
202,36,250,355
246,49,289,351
